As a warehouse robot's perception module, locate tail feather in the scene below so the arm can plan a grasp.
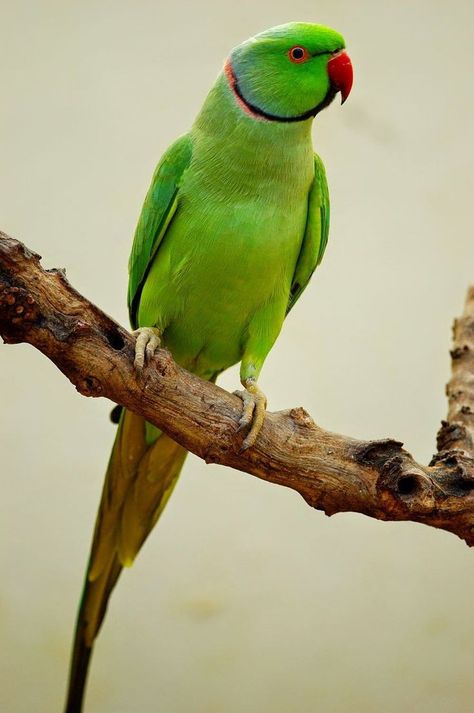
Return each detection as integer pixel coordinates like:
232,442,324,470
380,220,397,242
63,633,92,713
63,410,187,713
64,557,122,713
119,438,186,564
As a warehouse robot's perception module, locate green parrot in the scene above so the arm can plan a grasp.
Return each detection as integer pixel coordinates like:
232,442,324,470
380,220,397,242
63,21,353,713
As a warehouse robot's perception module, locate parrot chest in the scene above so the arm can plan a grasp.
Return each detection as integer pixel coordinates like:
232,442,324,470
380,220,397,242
176,143,314,298
140,136,315,375
159,182,309,372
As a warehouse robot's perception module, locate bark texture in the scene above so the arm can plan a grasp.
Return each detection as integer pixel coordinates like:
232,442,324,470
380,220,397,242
2,231,474,545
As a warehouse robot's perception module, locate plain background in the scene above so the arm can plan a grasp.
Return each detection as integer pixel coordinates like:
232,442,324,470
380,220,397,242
1,1,474,711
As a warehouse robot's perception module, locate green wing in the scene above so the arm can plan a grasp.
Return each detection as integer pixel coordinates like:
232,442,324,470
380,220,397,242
287,153,330,314
128,134,193,328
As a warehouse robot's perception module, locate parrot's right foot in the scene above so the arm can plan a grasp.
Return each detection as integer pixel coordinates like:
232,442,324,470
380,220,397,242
133,327,162,370
234,378,267,451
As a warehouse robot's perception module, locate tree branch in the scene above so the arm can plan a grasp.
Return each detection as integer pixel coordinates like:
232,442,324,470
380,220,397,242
2,230,474,546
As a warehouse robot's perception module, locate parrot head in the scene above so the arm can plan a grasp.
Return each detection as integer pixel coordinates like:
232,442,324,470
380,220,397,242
225,22,353,122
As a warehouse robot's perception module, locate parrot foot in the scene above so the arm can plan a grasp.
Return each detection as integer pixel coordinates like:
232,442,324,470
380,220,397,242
132,327,162,370
234,378,267,451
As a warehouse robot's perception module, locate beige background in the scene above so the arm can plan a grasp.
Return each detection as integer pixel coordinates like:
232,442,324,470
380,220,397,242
1,1,474,712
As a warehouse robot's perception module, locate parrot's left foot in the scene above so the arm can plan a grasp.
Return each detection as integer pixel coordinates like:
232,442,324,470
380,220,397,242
133,327,161,370
234,378,267,451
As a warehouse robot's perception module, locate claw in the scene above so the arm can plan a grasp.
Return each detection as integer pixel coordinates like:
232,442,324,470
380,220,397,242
234,389,256,432
133,327,161,371
234,378,267,451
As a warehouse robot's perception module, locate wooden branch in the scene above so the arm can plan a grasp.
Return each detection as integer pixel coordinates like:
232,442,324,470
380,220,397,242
2,231,474,547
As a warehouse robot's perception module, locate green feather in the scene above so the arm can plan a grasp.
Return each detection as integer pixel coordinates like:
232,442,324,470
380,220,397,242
287,153,330,314
128,134,192,328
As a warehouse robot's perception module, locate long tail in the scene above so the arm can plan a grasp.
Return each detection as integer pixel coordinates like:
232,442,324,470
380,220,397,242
64,409,187,713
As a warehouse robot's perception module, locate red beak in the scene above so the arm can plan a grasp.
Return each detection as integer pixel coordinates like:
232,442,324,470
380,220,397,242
327,50,353,104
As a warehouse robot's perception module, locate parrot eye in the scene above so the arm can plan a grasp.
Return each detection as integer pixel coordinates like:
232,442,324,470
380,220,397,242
288,46,310,63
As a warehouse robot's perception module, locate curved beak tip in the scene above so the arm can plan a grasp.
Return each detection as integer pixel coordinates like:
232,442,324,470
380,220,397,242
327,50,353,105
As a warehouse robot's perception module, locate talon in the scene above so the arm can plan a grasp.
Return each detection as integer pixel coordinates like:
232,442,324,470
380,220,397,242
234,379,267,451
233,389,255,431
133,327,161,371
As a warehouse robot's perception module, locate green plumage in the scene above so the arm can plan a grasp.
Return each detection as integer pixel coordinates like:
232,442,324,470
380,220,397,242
64,21,348,713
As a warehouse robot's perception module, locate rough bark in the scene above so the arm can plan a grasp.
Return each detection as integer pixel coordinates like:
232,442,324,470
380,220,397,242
2,230,474,545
